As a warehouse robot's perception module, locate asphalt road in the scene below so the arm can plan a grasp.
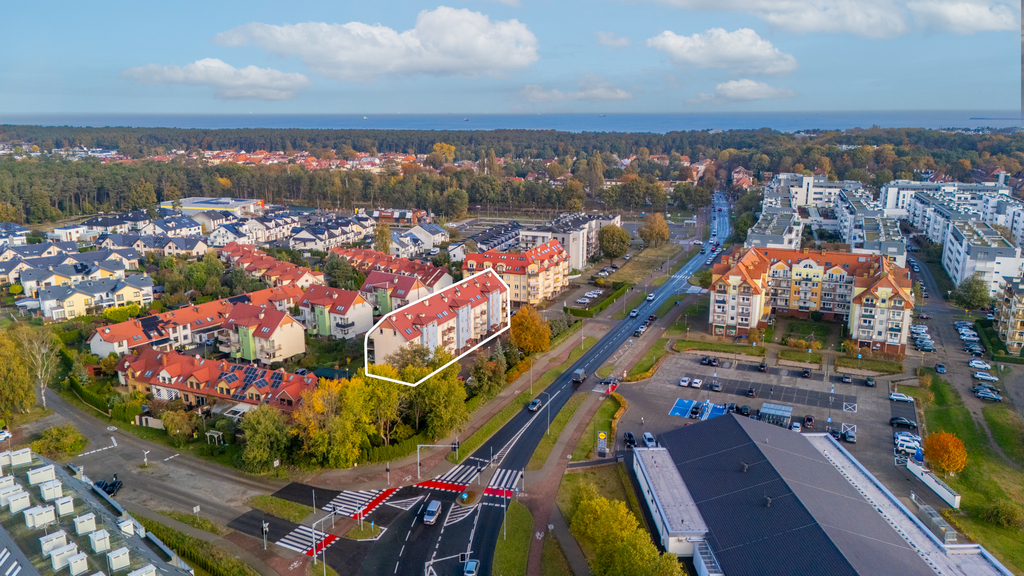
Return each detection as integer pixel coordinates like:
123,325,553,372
393,194,733,576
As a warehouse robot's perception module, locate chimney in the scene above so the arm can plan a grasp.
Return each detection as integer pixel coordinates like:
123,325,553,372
765,496,773,508
741,462,749,473
160,354,168,366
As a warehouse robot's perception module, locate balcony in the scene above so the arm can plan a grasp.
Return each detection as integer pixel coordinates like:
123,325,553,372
715,297,727,304
335,320,355,329
888,326,902,332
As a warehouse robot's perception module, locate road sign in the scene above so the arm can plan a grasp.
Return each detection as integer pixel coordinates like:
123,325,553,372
598,432,606,440
597,430,608,457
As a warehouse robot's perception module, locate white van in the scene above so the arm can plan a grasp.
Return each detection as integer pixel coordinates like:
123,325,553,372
895,439,919,455
423,500,442,525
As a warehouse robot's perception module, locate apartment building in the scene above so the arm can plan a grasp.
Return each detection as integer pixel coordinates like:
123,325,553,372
462,239,569,305
0,222,29,246
332,247,453,292
118,346,317,411
139,216,202,237
219,303,306,365
367,271,509,366
89,285,303,357
208,222,256,247
469,223,522,252
767,173,864,208
219,243,325,289
297,285,374,339
521,213,621,271
38,276,154,321
743,211,803,250
996,277,1024,354
881,180,1010,219
408,223,450,249
710,248,914,353
358,271,430,315
941,221,1023,296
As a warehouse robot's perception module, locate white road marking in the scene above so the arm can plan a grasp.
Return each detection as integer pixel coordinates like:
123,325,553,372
110,436,117,447
164,454,179,461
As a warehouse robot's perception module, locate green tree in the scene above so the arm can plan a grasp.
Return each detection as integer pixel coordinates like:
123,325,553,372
598,225,630,264
13,326,60,410
564,180,585,212
586,153,605,195
161,410,199,447
374,222,392,255
322,254,366,290
383,343,432,372
366,379,405,445
692,268,713,289
637,213,670,247
239,405,291,473
733,212,756,242
420,352,468,440
445,189,469,219
951,271,992,310
0,333,33,417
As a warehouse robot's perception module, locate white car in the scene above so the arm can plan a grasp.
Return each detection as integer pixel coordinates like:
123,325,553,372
575,298,590,304
969,359,991,369
790,422,802,432
691,378,703,389
0,430,9,443
694,240,703,245
974,372,999,382
646,293,655,301
895,431,921,443
597,271,609,277
889,392,914,402
679,377,690,387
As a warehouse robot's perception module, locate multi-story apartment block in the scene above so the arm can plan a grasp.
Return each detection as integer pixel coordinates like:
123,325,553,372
462,239,569,305
358,271,430,315
367,271,509,366
710,248,914,353
743,211,803,250
941,221,1023,296
880,180,1010,219
38,276,154,321
118,346,317,411
139,216,203,237
469,223,522,252
296,285,374,339
766,173,864,208
996,277,1024,354
89,285,303,357
521,213,621,271
331,247,453,292
219,303,306,365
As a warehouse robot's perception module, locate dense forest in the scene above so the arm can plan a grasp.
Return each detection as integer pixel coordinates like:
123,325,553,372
1,125,1023,225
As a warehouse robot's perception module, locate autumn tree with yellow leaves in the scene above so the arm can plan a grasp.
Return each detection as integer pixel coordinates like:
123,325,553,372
510,305,550,355
923,431,967,477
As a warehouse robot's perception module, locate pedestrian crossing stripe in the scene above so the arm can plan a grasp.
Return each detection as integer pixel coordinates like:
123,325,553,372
487,468,522,490
275,525,338,556
434,464,481,485
323,488,397,519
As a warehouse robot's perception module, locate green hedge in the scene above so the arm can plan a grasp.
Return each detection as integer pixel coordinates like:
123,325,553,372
992,354,1024,365
975,319,1003,357
70,377,109,414
549,319,583,349
58,330,82,345
136,517,260,576
111,403,142,422
360,431,431,464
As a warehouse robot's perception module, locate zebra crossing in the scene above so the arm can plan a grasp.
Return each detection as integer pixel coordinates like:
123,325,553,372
322,488,397,518
484,468,522,497
444,503,478,526
434,464,481,486
275,525,338,556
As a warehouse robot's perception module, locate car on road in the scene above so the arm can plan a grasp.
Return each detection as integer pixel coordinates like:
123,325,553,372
646,293,655,301
623,432,636,448
918,314,932,320
790,422,802,432
464,559,479,576
643,432,656,448
691,379,703,389
976,390,1003,402
841,374,852,383
969,359,991,369
974,372,999,382
528,399,542,412
629,309,639,318
935,364,946,374
803,415,815,428
700,356,711,365
709,381,722,391
678,377,690,387
865,377,876,387
802,368,811,378
423,500,442,525
758,362,767,372
890,416,918,430
889,392,913,402
746,387,757,397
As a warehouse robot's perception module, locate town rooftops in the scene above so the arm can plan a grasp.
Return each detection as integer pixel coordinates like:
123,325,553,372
298,285,364,315
332,247,450,288
360,271,425,299
379,271,506,342
462,239,567,275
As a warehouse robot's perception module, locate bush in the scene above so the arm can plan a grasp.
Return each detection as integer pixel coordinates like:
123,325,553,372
361,431,430,464
981,501,1024,530
31,424,87,459
137,517,260,576
57,330,82,345
111,403,142,422
69,376,110,414
9,284,23,295
102,303,141,323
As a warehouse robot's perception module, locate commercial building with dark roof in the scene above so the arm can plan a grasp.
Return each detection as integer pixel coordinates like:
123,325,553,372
633,415,1010,576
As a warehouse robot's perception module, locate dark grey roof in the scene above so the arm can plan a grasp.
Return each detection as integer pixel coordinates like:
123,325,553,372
660,415,932,576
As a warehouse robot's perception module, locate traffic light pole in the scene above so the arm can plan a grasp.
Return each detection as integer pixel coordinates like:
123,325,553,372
417,443,461,479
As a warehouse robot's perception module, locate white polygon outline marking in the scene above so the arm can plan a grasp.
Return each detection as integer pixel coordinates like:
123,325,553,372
364,269,511,387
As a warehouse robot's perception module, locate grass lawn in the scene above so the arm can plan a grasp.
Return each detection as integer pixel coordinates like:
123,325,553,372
615,462,651,536
492,500,533,576
627,338,670,377
597,364,616,378
783,320,832,343
345,524,383,540
607,243,682,285
778,349,823,364
556,464,630,518
664,320,689,337
160,510,224,536
449,337,598,464
923,260,956,300
834,357,906,375
651,276,668,287
982,404,1024,467
918,376,1024,573
673,340,766,357
654,298,679,318
526,394,589,471
540,533,573,576
611,292,649,320
245,495,314,523
571,396,621,461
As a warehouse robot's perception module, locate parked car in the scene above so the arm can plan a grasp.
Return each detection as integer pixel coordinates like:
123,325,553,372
935,364,946,374
889,392,913,402
890,416,918,430
918,314,932,320
969,359,991,369
710,357,720,367
643,432,656,448
843,430,857,443
678,377,690,387
689,405,701,419
739,405,751,416
829,429,843,441
576,298,591,304
700,356,711,365
974,372,999,382
790,422,802,432
917,345,936,352
294,368,309,376
691,379,703,389
973,384,1001,393
976,390,1003,402
865,377,876,387
623,431,636,448
802,368,811,378
709,381,722,391
841,374,852,383
528,399,542,412
648,315,657,321
726,403,737,413
803,415,815,428
758,362,767,372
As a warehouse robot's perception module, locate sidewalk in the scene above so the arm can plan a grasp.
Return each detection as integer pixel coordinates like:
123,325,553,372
308,321,610,491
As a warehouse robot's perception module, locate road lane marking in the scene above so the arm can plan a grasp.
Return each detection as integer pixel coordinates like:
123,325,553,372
163,454,179,461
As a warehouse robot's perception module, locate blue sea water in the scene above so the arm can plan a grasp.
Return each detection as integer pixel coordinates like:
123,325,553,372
1,111,1020,133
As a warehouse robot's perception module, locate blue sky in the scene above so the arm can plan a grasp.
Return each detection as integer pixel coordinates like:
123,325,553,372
0,0,1018,114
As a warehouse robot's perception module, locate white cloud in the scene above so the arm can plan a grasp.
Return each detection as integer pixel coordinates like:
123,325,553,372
215,7,539,82
687,79,797,104
121,58,310,100
492,0,522,5
647,28,797,76
522,75,634,103
596,31,631,48
907,0,1018,33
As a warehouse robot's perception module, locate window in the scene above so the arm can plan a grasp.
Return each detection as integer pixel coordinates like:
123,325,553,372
260,327,270,333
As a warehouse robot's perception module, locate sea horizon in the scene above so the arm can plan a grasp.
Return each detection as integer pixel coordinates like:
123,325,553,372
1,110,1020,134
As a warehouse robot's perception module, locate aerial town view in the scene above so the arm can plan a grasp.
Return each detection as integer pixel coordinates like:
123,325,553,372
0,2,1021,576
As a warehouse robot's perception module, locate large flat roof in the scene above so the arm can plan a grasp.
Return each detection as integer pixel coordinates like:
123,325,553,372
633,448,707,535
